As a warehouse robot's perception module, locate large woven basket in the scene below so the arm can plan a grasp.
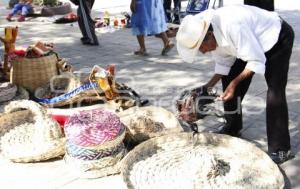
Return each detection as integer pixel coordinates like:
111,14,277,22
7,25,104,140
118,106,182,146
0,100,65,162
10,53,59,93
121,132,284,189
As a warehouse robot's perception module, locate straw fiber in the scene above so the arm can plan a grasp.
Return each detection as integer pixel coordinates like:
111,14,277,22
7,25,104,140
121,132,284,189
0,100,65,162
10,53,58,93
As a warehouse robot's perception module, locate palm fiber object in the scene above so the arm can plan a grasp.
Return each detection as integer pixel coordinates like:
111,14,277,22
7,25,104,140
121,132,284,189
0,100,65,162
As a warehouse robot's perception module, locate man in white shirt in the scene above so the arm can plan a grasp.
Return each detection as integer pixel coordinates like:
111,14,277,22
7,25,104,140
176,5,294,164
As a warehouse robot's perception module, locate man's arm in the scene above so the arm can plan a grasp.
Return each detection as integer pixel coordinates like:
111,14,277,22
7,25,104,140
220,68,254,101
204,74,223,88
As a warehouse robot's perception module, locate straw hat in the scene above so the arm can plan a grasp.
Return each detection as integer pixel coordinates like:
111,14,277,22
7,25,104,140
121,132,284,189
176,9,214,63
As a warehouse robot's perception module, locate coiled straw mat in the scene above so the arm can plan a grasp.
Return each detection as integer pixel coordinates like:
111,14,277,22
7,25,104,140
0,86,29,113
121,132,284,189
0,82,17,103
0,100,65,163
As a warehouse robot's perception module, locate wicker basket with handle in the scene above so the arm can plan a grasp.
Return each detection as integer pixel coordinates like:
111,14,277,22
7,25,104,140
10,53,59,93
0,100,65,162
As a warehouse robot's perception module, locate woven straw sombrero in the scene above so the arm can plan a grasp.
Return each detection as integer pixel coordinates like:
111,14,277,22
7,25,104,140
121,132,284,189
118,106,183,145
0,100,65,162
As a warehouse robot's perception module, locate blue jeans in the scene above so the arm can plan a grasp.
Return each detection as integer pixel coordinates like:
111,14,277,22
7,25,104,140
11,3,32,16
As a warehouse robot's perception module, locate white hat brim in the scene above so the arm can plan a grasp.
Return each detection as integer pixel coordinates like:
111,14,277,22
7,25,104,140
176,10,214,63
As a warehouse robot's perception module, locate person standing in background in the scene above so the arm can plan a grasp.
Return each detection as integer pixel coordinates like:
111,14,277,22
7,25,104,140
130,0,174,56
70,0,99,46
163,0,181,24
244,0,274,11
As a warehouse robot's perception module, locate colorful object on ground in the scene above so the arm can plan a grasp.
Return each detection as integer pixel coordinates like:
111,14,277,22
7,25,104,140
64,109,124,146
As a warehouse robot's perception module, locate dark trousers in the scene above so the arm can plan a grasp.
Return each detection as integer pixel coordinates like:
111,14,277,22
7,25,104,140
222,20,294,153
244,0,274,11
163,0,181,23
77,0,99,45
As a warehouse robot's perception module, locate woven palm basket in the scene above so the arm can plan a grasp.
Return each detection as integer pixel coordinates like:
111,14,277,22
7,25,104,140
0,100,66,163
0,82,17,103
121,132,284,189
34,73,101,107
0,86,29,113
118,106,183,145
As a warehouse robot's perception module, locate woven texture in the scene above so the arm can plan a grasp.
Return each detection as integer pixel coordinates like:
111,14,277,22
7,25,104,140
10,53,58,93
121,132,284,189
66,141,125,160
34,73,101,107
0,87,29,113
0,82,17,103
64,148,126,179
0,100,65,162
0,110,33,137
65,109,124,147
118,106,182,144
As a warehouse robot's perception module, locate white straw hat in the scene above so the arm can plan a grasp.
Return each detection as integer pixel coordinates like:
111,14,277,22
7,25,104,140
176,10,214,63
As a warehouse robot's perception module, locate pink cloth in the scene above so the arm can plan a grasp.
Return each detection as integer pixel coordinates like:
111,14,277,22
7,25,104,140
64,109,124,147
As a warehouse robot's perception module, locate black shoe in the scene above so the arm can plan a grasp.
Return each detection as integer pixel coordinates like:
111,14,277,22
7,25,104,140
269,150,295,164
216,125,241,137
80,37,99,46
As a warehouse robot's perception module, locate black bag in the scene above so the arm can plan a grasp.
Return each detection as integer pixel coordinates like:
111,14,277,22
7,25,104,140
69,0,79,5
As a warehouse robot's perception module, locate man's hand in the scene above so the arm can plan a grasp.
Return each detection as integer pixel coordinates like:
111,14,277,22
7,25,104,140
220,68,254,102
220,81,237,101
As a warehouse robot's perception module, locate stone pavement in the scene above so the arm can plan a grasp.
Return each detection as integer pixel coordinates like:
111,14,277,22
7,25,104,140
0,0,300,188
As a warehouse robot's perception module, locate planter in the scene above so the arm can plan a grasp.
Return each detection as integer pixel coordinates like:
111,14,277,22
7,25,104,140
41,2,72,16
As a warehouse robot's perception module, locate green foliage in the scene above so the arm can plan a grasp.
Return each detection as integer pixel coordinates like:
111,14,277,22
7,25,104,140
33,0,58,6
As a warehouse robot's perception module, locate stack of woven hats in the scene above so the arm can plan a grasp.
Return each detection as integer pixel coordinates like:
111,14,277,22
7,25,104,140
64,108,126,178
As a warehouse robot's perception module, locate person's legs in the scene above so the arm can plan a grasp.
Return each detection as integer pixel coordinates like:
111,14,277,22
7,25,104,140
155,32,174,55
163,0,172,23
11,3,23,15
173,0,181,24
134,35,147,55
244,0,274,11
264,21,294,158
77,0,98,45
220,59,253,136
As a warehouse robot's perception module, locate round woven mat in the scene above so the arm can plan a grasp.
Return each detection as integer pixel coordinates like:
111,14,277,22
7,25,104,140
121,133,284,189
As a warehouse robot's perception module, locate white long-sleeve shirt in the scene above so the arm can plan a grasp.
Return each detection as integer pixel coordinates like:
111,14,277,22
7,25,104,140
209,5,281,75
